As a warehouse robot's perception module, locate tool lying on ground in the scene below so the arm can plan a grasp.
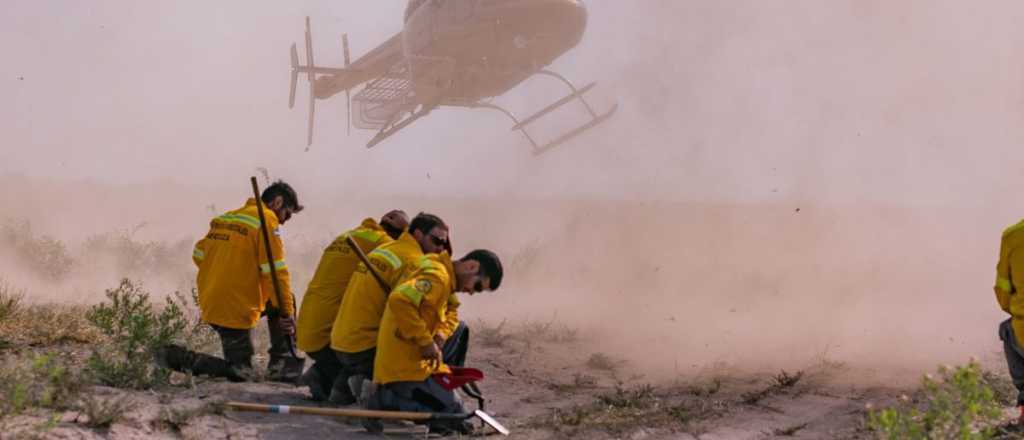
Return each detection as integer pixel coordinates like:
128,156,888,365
225,367,509,435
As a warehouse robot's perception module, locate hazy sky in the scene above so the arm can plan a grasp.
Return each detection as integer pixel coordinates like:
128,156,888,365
4,1,1024,204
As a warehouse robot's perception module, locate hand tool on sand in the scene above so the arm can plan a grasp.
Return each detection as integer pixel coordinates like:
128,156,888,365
250,176,302,360
225,367,508,435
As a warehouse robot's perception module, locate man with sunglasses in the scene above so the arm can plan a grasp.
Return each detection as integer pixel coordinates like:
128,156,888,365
363,249,503,435
296,210,409,401
328,213,451,404
159,180,304,383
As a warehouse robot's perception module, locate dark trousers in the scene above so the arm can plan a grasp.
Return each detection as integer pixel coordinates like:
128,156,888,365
365,321,471,410
160,312,300,382
1000,319,1024,406
307,346,344,393
332,347,376,400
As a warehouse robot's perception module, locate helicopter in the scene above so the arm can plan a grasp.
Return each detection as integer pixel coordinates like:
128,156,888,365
289,0,618,155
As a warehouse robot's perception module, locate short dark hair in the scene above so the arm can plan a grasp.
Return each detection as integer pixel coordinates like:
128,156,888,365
462,249,503,290
408,212,447,236
261,180,303,212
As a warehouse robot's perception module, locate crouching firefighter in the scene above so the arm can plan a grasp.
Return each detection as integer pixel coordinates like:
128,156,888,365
328,213,451,405
159,180,305,383
296,210,409,401
364,249,503,435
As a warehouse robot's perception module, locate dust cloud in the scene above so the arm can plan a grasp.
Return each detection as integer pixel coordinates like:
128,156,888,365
4,1,1024,384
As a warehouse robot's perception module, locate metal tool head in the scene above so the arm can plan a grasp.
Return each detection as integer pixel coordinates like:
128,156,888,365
474,410,510,436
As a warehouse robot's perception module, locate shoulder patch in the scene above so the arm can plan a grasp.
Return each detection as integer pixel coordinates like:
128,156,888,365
415,279,432,293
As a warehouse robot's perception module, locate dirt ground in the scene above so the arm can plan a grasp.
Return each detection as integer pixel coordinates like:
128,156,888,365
0,322,931,440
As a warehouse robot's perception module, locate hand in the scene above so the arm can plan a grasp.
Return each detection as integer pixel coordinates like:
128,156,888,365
433,333,446,349
419,342,442,370
274,316,296,336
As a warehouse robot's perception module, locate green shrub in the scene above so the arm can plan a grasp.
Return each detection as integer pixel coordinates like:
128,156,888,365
867,362,1003,440
85,279,190,389
0,353,84,416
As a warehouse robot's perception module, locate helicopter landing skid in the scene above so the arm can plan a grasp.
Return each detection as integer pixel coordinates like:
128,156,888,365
469,70,617,155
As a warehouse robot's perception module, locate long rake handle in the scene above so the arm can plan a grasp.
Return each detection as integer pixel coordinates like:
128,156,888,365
224,401,469,421
345,235,391,294
250,177,300,359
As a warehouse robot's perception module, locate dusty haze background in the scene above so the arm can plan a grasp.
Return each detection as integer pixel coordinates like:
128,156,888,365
3,0,1024,382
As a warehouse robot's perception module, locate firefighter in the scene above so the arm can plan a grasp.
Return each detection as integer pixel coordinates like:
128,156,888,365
327,213,451,404
296,210,409,401
363,249,503,435
996,219,1024,422
158,180,303,382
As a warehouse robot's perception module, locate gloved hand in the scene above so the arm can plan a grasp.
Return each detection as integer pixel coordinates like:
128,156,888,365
274,316,296,335
419,341,442,370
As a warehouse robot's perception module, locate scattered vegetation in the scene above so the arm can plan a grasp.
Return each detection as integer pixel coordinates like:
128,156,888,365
476,318,508,347
742,369,804,405
586,352,620,371
688,377,722,397
0,353,84,416
598,384,656,409
1,219,74,282
0,278,24,321
78,394,134,429
866,362,1003,440
153,401,225,433
85,279,193,389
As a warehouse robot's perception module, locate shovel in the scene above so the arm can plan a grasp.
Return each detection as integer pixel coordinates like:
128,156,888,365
224,401,510,435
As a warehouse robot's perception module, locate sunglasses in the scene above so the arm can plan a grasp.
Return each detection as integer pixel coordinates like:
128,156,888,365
428,234,448,248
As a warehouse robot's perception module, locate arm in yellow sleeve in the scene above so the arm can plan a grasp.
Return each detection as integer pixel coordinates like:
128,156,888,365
437,294,461,339
258,226,295,316
192,238,207,268
996,239,1014,314
388,275,444,348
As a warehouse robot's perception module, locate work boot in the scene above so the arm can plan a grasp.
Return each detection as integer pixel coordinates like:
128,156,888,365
361,387,384,434
427,420,474,436
300,368,328,401
155,344,247,382
348,374,374,405
329,375,357,405
267,355,305,384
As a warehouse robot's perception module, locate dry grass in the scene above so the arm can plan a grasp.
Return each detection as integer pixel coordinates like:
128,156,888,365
78,394,134,429
742,369,805,405
475,319,508,348
585,352,620,371
153,401,224,433
0,279,24,321
0,302,100,348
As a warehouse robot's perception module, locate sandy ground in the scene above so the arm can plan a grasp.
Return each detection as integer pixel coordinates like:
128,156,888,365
0,326,924,440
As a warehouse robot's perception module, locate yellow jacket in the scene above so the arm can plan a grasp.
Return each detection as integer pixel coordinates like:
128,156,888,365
997,220,1024,346
296,219,392,353
192,198,294,330
330,231,423,353
374,253,459,384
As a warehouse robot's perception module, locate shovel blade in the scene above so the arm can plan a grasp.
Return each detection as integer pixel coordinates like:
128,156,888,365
474,410,510,436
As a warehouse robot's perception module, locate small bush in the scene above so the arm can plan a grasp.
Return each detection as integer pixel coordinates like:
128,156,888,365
78,394,134,429
1,219,74,282
598,384,656,409
0,353,84,416
867,362,1003,440
85,279,191,389
0,279,24,321
586,353,619,371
